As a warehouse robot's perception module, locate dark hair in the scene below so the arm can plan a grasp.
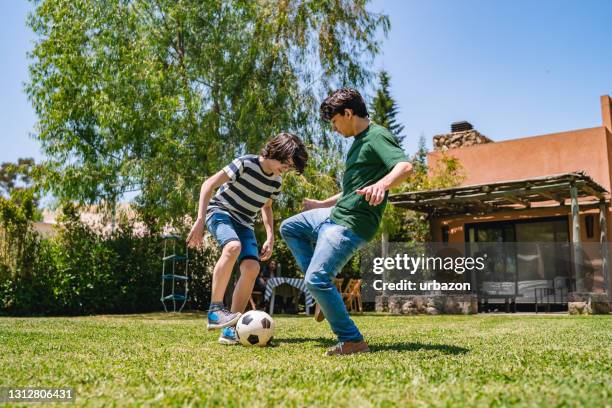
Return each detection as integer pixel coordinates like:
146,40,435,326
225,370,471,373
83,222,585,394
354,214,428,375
261,132,308,174
320,88,369,122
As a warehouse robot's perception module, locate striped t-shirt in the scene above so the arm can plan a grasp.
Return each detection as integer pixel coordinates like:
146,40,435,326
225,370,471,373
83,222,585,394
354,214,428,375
207,155,282,229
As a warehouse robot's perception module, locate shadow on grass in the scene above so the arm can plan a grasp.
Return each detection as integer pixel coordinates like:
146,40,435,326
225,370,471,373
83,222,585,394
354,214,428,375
273,337,336,347
274,337,469,354
369,342,469,354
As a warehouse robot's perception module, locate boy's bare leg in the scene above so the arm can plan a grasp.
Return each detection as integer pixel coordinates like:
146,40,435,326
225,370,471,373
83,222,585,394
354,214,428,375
230,259,260,313
210,241,242,303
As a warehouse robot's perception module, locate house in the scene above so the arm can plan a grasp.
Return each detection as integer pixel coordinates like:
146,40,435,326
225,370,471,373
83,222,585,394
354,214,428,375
33,203,148,237
390,95,612,314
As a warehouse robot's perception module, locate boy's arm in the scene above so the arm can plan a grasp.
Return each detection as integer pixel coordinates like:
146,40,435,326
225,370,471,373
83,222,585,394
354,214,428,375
356,161,413,206
303,192,342,210
186,170,230,248
197,170,230,219
260,199,274,261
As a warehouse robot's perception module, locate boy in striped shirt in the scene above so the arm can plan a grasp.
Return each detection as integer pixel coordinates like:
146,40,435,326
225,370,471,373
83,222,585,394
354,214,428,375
187,133,308,344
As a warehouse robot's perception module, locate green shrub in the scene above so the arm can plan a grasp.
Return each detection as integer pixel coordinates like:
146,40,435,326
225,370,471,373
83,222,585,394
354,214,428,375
0,198,216,316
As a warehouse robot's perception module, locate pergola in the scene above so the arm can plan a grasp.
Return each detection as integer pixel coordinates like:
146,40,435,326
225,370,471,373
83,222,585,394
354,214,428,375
389,171,610,293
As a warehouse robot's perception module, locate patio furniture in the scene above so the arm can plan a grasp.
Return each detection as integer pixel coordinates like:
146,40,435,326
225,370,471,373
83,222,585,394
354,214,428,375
479,292,523,313
534,280,569,313
479,281,521,313
345,279,363,313
264,277,315,315
249,290,264,310
534,287,555,313
333,278,344,292
341,279,363,313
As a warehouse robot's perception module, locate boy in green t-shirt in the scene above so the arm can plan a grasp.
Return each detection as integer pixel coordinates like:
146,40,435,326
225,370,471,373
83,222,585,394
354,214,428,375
280,88,413,355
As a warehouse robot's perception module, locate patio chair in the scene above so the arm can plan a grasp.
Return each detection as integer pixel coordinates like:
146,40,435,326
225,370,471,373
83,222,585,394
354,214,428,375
534,285,569,313
341,278,354,304
272,283,299,314
333,278,344,292
249,290,264,310
343,279,363,313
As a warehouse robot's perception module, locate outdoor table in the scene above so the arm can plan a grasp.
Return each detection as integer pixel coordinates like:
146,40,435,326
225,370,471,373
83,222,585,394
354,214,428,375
264,277,314,315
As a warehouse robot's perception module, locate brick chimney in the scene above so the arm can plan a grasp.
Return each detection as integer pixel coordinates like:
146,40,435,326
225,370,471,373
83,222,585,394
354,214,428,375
433,121,494,151
601,95,612,133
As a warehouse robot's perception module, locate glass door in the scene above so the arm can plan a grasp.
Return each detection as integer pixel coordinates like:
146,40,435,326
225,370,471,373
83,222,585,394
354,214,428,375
465,223,517,297
465,217,570,306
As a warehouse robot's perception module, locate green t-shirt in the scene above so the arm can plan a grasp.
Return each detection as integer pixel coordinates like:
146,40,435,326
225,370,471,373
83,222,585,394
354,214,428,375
330,123,408,242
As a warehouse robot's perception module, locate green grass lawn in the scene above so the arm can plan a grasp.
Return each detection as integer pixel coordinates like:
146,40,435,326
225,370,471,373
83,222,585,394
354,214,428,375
1,313,611,407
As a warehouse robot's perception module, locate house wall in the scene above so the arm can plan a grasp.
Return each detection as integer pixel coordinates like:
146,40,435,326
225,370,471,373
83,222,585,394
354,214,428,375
427,126,612,245
425,95,612,294
428,126,610,191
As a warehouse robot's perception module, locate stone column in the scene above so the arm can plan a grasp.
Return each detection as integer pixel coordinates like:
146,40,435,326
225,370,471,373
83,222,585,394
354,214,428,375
570,183,584,292
600,200,609,294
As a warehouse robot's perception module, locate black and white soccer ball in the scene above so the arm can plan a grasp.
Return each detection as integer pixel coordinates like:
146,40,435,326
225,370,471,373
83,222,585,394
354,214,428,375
236,310,275,347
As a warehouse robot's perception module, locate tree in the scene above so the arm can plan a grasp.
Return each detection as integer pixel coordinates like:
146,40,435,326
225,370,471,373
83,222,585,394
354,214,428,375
0,158,42,278
413,134,428,172
378,135,465,243
26,0,390,228
405,134,428,191
0,158,37,197
0,158,43,221
370,70,405,146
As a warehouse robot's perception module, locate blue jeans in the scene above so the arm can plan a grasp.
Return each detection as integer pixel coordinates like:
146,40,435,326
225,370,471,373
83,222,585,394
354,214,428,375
206,211,259,263
280,208,366,342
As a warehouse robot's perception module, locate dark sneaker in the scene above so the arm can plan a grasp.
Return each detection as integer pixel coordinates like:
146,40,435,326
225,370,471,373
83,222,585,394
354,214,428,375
326,341,370,356
207,308,241,330
218,326,239,345
314,303,325,322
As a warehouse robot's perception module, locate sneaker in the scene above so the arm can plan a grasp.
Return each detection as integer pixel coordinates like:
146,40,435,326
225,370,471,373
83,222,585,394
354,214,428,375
325,340,370,356
218,326,239,345
207,308,241,330
314,303,325,322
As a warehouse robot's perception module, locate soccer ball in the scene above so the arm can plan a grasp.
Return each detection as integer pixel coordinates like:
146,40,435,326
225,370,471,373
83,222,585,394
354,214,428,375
236,310,275,347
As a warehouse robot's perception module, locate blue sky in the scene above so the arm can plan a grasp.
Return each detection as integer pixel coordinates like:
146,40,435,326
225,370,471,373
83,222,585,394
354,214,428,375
1,0,611,168
368,0,612,148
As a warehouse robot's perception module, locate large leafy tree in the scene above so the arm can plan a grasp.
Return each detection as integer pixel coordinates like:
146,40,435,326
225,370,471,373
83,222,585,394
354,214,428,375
26,0,389,228
370,70,405,146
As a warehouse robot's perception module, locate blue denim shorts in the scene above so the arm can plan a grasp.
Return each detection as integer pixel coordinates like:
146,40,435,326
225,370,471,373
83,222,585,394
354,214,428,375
206,211,259,263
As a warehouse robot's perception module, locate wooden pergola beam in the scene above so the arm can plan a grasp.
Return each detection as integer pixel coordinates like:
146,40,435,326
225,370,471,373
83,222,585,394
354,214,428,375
537,191,565,204
503,196,531,207
581,185,605,199
394,182,581,206
390,172,610,222
405,200,609,218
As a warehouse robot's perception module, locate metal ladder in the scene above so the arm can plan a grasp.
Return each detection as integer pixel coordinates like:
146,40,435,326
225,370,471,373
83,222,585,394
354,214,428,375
160,235,189,312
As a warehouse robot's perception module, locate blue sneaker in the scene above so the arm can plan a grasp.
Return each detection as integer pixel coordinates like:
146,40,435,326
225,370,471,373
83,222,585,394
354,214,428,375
207,308,241,330
218,326,239,345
